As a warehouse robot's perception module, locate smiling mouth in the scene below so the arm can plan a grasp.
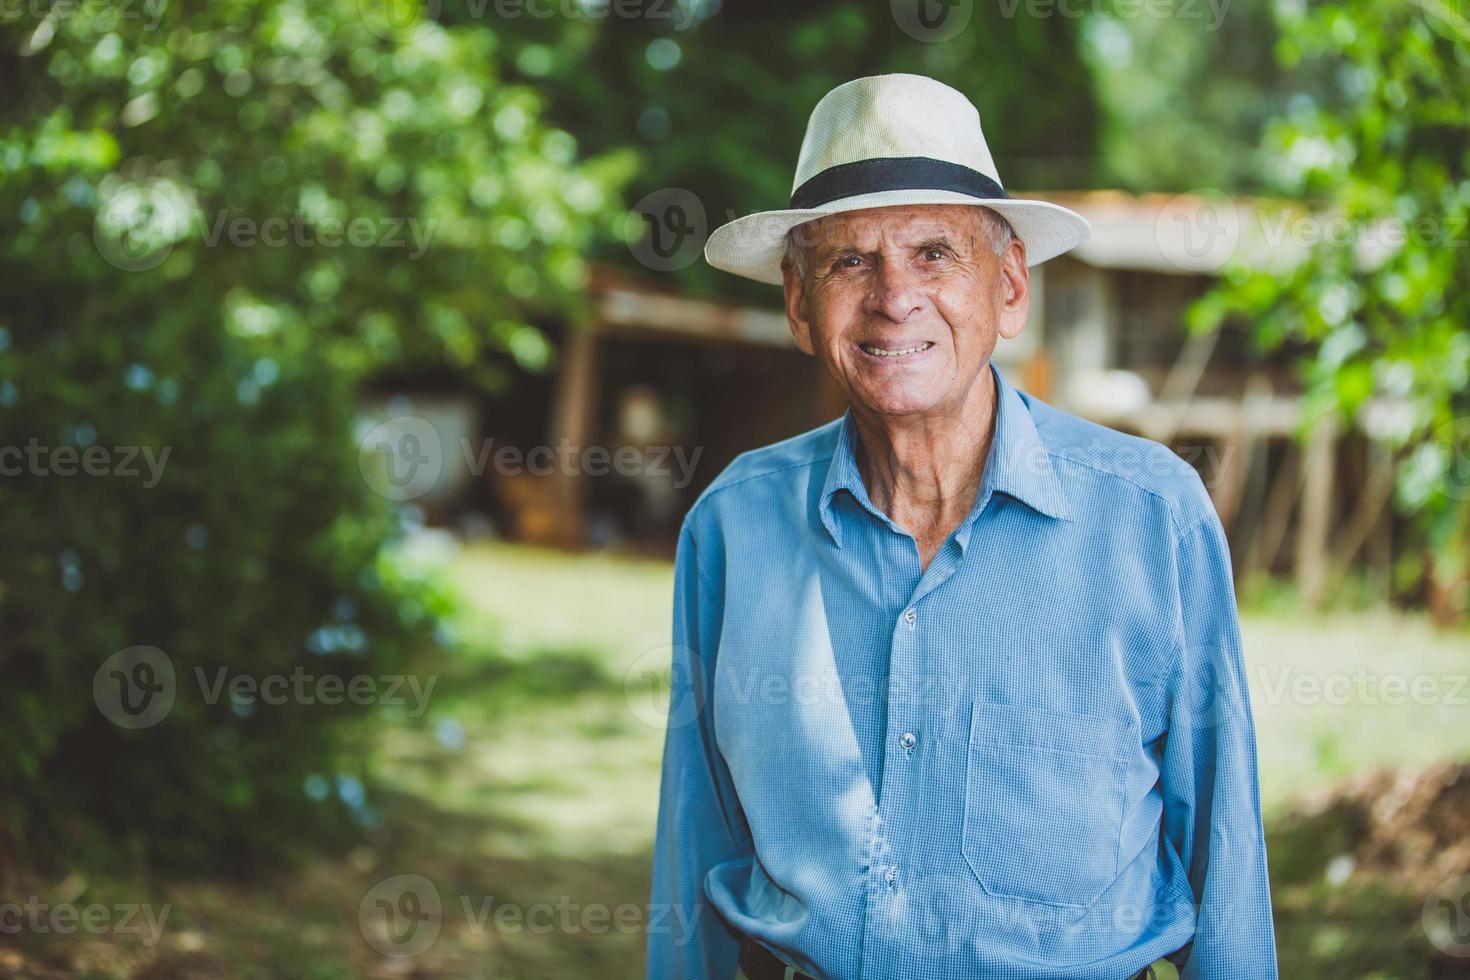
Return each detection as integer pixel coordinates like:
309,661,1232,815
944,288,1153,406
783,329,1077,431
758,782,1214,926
857,341,935,359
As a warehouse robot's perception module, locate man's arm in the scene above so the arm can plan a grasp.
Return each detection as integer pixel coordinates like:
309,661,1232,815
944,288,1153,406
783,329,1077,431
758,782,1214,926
646,520,753,980
1160,513,1278,979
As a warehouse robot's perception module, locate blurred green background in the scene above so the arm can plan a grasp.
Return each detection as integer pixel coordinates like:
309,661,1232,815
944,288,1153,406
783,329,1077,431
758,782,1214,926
2,0,1469,976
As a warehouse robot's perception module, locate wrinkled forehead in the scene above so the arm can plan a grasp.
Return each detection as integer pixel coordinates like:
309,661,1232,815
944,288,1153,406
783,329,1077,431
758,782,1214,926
790,204,986,250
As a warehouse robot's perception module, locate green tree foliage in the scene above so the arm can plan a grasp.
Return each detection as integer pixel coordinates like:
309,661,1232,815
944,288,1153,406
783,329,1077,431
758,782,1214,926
0,0,633,870
1082,0,1296,192
1193,0,1470,611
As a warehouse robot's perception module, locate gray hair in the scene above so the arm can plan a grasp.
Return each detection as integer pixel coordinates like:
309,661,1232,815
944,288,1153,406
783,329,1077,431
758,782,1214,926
781,206,1016,282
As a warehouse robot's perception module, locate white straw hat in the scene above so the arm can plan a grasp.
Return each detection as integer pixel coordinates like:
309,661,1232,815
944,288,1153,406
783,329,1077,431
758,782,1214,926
703,73,1091,285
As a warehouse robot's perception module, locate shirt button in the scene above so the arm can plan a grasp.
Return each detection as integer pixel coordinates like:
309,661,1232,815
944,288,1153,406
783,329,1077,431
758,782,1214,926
903,608,916,625
898,732,917,750
884,866,898,886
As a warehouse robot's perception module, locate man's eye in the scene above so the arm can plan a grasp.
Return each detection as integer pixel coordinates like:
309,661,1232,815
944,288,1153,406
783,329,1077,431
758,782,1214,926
923,247,947,261
837,255,863,268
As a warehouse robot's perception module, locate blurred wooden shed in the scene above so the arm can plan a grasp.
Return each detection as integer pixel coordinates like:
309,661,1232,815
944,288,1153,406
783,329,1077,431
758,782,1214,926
393,189,1404,606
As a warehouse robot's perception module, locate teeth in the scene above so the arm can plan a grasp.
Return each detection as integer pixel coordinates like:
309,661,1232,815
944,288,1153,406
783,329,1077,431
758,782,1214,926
860,342,932,357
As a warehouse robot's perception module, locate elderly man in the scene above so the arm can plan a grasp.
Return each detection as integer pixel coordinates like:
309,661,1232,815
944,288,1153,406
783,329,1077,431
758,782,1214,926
646,74,1276,980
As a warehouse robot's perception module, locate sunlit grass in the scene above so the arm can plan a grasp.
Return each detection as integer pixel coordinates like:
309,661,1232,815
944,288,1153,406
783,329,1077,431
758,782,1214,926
393,541,674,859
446,541,673,664
1244,607,1470,811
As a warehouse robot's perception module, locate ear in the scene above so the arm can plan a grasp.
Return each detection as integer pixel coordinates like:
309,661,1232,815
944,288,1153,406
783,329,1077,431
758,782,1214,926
995,237,1030,342
782,258,816,356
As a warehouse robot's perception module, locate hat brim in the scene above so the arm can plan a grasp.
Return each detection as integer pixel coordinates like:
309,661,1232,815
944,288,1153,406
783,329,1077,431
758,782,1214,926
703,190,1091,285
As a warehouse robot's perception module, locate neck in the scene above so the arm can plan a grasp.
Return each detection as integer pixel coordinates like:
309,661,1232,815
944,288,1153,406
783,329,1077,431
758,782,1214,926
850,366,999,544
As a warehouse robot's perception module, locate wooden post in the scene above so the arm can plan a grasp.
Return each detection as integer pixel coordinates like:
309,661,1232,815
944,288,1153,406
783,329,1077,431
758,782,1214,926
1322,437,1396,603
1212,401,1250,536
1244,442,1302,580
1052,261,1113,410
1022,350,1054,402
1196,380,1268,538
545,321,599,548
1230,377,1275,569
1367,440,1393,603
1295,417,1337,608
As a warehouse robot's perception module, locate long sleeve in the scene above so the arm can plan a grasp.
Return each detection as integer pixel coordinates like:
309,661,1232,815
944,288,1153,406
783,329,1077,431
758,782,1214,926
1160,514,1278,979
646,520,753,980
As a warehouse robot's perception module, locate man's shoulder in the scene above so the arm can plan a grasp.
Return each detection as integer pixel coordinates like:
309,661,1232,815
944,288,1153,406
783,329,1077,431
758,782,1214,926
684,416,844,524
1023,391,1217,532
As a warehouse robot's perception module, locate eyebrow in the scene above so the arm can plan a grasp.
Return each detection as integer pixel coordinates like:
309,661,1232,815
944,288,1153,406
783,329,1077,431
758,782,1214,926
815,234,958,260
913,235,957,251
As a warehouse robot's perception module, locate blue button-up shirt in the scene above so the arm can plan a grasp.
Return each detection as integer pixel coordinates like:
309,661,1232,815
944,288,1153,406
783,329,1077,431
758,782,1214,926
647,362,1276,980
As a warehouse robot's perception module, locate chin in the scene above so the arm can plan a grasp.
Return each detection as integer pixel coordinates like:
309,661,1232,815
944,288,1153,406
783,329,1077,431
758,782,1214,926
852,386,945,418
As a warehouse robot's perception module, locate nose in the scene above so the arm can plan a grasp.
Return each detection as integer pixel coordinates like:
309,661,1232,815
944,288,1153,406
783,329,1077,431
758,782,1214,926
865,257,925,323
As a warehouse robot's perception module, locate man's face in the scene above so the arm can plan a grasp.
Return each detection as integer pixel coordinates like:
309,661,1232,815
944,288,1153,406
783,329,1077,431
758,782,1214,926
781,204,1030,419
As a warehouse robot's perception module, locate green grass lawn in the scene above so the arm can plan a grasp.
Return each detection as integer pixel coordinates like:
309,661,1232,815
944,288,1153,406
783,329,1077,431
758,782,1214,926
10,540,1469,979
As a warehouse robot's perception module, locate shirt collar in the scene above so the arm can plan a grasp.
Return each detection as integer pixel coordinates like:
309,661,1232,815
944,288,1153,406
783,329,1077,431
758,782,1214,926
818,361,1073,548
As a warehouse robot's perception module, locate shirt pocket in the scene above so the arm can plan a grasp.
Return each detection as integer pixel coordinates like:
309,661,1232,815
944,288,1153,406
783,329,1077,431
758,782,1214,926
961,700,1130,910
